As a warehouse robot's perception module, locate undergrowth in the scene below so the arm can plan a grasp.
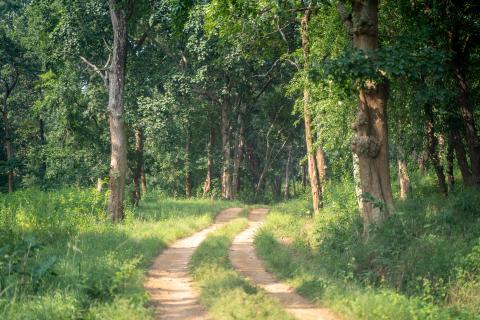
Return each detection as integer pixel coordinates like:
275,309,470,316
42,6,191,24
255,175,480,319
0,188,235,319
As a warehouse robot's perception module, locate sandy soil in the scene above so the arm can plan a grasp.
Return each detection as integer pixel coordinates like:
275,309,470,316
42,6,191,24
229,208,338,320
144,208,243,320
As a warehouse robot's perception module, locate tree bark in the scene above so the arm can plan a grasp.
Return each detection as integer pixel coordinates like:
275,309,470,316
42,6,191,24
221,100,232,199
316,147,327,184
271,175,282,202
132,128,143,205
351,0,393,233
418,150,427,176
185,126,192,198
107,0,128,221
140,165,147,194
396,145,410,199
446,135,455,191
284,146,292,199
2,111,13,193
302,162,307,188
424,103,448,196
1,64,18,193
39,119,47,182
203,124,214,197
451,43,480,185
301,6,323,214
231,104,246,199
450,129,472,185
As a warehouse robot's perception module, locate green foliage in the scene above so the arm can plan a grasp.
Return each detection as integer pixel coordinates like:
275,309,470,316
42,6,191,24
255,177,480,319
0,188,235,319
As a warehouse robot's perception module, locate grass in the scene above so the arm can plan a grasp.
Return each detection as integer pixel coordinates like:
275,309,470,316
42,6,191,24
189,217,294,320
0,187,237,319
255,175,480,320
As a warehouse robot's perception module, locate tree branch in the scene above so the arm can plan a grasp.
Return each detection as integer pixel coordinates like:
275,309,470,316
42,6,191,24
80,56,108,82
133,27,150,51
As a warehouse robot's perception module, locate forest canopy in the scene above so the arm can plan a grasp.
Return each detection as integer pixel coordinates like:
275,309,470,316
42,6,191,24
1,0,480,319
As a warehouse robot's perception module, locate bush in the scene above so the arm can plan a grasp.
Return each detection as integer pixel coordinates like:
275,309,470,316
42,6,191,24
255,177,480,319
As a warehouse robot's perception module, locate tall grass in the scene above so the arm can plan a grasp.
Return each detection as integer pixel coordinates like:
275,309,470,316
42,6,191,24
255,175,480,319
0,188,235,319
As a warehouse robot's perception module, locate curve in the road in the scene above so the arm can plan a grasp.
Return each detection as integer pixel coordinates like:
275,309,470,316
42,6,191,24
144,207,243,320
229,208,338,320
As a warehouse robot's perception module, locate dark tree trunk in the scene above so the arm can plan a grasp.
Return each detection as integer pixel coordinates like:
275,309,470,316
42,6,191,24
424,103,448,196
284,146,292,199
292,170,297,197
1,64,18,193
271,175,282,202
301,6,323,214
351,0,393,233
450,129,472,185
232,104,246,199
446,135,455,191
2,111,13,193
107,0,128,221
203,124,214,197
302,162,308,187
39,119,47,182
452,48,480,185
185,126,192,198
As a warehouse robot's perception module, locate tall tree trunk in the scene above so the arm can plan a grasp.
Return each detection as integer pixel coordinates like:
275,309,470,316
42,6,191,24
397,145,410,199
221,100,232,199
424,103,448,196
107,0,128,222
185,126,192,198
302,162,307,188
140,165,147,194
452,49,480,185
2,111,13,193
203,124,214,197
231,104,246,199
271,175,282,202
39,119,47,182
301,6,323,214
351,0,393,233
292,166,297,197
450,129,472,185
132,128,143,206
316,146,327,184
418,150,427,176
284,146,292,199
246,143,260,191
446,135,455,191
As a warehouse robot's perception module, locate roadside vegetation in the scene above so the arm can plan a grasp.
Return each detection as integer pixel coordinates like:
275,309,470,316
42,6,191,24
256,175,480,319
0,188,235,319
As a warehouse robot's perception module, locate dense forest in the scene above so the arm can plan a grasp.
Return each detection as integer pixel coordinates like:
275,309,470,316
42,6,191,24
1,0,480,319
